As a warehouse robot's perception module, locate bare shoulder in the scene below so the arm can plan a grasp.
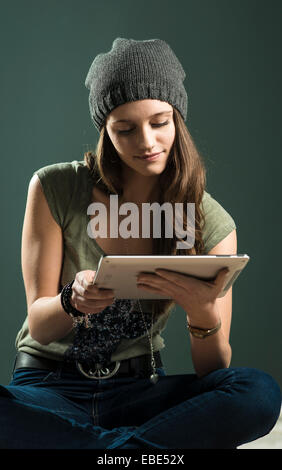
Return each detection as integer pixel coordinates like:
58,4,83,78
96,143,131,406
25,173,60,230
208,229,237,255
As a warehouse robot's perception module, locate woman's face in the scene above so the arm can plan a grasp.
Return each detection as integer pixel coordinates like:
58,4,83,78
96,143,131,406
105,99,175,177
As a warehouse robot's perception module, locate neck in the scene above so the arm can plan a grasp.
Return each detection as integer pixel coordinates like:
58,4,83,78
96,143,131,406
121,170,160,205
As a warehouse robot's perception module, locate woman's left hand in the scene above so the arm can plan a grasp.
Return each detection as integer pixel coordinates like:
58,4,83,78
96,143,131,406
136,267,229,321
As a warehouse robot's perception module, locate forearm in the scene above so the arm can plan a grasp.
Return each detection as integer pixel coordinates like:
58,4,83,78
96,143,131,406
28,294,74,345
186,306,232,378
189,329,232,378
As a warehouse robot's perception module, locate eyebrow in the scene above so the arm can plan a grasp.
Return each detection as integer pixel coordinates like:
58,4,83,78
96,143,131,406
112,110,173,124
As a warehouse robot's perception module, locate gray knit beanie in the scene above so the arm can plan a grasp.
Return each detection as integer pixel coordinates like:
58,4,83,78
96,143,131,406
85,37,188,132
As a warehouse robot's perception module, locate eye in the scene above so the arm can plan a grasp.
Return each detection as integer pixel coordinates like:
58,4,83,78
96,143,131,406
117,120,169,135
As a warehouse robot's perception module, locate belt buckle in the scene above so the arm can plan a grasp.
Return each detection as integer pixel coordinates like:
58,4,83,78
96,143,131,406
76,360,120,379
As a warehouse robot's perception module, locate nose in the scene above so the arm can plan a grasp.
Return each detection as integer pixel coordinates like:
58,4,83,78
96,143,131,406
136,125,156,152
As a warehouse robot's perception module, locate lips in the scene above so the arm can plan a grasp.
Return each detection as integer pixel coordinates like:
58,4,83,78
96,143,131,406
136,152,162,160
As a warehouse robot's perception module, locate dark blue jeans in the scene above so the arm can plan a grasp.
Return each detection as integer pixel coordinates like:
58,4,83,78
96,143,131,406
0,364,281,449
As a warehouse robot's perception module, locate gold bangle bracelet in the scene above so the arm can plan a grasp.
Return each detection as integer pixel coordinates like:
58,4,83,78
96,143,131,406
187,319,222,339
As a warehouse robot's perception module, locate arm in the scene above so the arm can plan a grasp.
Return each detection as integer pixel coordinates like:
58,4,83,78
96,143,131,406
188,229,237,377
136,228,237,378
21,174,116,346
21,174,74,345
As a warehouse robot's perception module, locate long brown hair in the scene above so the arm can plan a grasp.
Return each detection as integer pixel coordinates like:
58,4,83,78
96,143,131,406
84,107,207,317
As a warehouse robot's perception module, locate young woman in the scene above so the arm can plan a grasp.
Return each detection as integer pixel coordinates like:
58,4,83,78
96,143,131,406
0,38,280,449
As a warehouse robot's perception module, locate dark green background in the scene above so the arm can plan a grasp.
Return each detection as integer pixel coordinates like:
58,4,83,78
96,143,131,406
1,0,281,387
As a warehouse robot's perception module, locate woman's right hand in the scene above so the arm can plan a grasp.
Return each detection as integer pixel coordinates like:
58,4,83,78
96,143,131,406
70,270,115,315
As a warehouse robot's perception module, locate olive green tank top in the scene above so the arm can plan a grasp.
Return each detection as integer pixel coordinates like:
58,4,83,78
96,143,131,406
16,160,236,362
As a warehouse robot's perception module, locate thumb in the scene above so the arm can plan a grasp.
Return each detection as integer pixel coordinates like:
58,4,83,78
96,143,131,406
85,269,96,285
215,268,229,285
211,268,229,298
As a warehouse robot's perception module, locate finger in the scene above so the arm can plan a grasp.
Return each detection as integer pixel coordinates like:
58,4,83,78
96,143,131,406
155,269,192,289
137,278,175,297
73,282,115,300
93,287,116,299
208,268,229,296
137,284,167,295
214,268,229,285
77,270,96,287
74,288,115,301
73,296,115,314
86,270,96,284
137,274,169,288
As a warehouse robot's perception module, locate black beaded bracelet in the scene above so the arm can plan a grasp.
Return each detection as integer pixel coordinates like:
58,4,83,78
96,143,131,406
60,280,84,318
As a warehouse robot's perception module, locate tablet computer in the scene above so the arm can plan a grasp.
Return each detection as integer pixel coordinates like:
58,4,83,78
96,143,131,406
93,254,250,299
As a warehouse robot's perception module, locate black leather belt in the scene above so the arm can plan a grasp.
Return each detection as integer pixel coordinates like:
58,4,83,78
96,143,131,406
14,351,162,380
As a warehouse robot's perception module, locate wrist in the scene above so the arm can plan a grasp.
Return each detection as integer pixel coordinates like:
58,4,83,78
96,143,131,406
187,318,222,339
60,281,87,326
186,305,220,330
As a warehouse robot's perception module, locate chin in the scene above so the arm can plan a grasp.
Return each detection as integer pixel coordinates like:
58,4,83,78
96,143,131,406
122,158,168,176
137,166,166,176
